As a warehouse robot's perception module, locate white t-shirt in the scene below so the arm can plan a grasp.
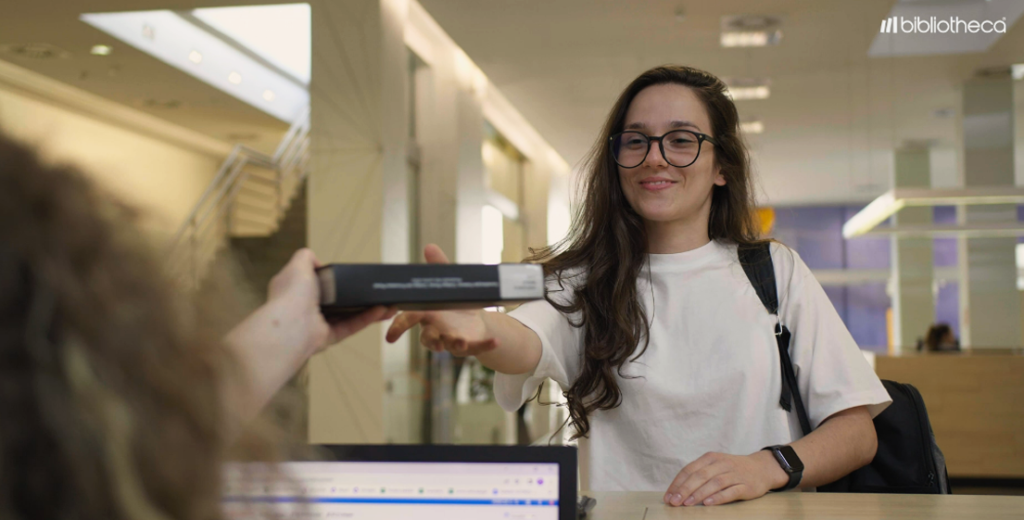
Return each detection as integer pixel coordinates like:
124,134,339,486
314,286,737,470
495,240,891,492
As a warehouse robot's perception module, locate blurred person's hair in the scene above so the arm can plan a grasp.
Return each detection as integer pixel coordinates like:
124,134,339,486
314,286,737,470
527,65,762,439
922,323,955,352
0,132,304,520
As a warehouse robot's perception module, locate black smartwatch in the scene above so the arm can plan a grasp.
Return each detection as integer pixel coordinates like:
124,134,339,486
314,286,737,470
762,445,804,492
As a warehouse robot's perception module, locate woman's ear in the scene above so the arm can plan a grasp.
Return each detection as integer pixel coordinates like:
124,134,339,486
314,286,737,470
713,167,726,186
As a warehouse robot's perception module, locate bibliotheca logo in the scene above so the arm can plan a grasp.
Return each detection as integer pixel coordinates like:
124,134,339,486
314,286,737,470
879,16,1007,34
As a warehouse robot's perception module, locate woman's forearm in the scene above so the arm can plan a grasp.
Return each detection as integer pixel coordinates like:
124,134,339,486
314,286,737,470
473,311,544,375
221,297,314,430
790,405,877,488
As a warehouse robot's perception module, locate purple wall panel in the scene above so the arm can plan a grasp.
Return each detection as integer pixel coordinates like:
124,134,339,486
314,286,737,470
773,205,893,351
933,206,959,267
935,281,959,338
843,206,890,270
772,207,845,269
846,283,890,352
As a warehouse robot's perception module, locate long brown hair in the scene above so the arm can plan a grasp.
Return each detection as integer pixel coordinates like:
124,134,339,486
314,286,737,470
0,133,289,519
529,65,761,438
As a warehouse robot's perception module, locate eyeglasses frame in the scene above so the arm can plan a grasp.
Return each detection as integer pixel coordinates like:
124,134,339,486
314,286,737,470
608,129,719,169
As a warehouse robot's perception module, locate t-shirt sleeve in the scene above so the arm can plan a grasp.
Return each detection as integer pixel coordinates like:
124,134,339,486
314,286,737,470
773,243,892,429
493,278,583,413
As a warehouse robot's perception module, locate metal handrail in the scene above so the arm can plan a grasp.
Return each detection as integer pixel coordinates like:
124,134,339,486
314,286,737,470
168,109,311,287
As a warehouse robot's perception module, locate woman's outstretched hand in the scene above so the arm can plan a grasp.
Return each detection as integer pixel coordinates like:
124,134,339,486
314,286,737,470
385,244,499,356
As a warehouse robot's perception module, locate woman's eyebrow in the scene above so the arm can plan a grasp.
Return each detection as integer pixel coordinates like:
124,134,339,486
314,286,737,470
624,120,701,131
669,120,701,131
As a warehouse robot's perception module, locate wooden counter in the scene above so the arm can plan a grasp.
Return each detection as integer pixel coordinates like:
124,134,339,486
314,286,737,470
875,351,1024,478
585,491,1024,520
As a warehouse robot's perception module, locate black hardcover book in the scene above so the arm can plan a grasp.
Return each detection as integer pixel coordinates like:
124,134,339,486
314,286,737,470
317,263,545,318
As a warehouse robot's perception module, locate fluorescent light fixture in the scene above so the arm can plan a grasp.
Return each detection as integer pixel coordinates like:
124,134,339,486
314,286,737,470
740,120,764,134
726,86,770,100
843,187,1024,238
721,30,781,48
81,10,308,122
263,89,275,102
192,4,310,85
90,44,112,55
842,191,903,239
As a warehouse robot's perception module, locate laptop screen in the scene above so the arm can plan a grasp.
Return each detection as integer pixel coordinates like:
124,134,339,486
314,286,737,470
224,461,561,520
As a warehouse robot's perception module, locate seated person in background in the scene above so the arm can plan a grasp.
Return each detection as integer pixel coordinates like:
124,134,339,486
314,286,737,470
918,323,960,352
0,132,393,520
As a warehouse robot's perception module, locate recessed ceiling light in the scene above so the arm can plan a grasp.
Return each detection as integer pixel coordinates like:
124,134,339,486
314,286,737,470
228,71,242,84
262,90,275,102
188,50,202,64
740,121,765,134
90,44,112,56
726,86,770,100
142,24,155,40
721,15,783,48
721,31,782,48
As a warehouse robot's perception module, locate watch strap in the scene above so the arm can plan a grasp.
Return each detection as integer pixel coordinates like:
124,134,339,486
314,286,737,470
763,446,803,492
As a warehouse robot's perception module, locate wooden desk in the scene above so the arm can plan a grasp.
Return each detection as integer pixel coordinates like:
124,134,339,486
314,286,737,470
875,351,1024,478
584,491,1024,520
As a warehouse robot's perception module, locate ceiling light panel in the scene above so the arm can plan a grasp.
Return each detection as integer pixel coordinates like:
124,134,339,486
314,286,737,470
80,9,308,122
192,4,310,85
720,15,783,48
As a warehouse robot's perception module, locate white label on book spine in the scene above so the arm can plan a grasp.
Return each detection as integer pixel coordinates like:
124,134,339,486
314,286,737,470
498,264,545,300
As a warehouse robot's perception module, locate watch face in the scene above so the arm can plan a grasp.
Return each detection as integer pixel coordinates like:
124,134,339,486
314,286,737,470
777,446,804,472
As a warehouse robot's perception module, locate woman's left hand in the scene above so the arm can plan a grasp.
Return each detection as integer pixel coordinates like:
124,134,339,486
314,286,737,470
663,450,789,507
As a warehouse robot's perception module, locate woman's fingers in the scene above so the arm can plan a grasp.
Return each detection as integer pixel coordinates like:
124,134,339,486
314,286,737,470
423,244,450,264
385,311,427,342
421,325,442,351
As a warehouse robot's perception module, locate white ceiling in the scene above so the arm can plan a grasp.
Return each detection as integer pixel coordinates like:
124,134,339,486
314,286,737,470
3,0,1024,205
419,0,1024,205
0,0,292,154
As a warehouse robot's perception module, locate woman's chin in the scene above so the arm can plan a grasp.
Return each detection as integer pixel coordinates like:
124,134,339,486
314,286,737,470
637,208,684,224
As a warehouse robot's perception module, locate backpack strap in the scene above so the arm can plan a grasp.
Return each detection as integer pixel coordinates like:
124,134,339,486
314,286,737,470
738,243,813,436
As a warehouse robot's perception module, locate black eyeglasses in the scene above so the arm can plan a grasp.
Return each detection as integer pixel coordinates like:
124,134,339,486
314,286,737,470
609,130,718,169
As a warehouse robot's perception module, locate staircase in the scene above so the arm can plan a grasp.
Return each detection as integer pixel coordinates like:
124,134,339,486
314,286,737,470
168,109,310,288
231,179,307,300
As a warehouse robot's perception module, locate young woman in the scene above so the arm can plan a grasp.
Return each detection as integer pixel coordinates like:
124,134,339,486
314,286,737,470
0,132,393,520
387,65,891,506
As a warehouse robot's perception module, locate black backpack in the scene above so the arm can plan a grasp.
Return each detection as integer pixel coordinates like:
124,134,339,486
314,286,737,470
737,242,951,494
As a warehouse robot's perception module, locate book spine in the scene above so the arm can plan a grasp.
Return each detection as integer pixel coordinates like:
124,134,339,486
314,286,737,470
318,264,543,307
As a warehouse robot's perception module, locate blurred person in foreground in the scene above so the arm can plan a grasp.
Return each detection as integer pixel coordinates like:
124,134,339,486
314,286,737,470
0,132,393,520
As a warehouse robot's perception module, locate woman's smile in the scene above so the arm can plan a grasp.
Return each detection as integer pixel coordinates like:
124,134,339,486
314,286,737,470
639,176,678,191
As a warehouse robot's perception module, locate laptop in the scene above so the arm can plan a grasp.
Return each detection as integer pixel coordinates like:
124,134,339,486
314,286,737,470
223,444,579,520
